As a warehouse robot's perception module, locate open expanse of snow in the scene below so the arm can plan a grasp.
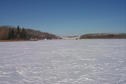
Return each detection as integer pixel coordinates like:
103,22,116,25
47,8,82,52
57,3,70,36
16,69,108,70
0,39,126,84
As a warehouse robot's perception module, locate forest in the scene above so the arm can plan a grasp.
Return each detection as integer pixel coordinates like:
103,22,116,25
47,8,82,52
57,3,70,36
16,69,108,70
0,26,60,40
80,33,126,39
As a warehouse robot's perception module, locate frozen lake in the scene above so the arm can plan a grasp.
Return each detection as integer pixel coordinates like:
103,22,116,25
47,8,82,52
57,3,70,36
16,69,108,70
0,39,126,84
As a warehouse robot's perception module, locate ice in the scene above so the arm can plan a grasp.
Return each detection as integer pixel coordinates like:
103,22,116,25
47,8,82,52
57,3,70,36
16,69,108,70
0,39,126,84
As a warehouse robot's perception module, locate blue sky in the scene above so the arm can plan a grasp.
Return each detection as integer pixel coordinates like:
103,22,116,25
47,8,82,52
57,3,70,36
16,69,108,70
0,0,126,36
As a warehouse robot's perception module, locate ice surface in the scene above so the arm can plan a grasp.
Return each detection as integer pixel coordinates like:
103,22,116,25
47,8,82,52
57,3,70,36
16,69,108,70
0,39,126,84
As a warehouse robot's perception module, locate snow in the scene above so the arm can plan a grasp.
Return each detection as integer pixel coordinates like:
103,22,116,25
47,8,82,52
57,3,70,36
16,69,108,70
0,39,126,84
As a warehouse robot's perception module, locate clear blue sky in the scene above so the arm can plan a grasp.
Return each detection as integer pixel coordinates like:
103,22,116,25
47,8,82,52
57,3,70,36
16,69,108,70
0,0,126,36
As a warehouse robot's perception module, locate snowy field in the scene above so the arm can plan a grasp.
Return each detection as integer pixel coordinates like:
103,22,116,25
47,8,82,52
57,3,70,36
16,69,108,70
0,39,126,84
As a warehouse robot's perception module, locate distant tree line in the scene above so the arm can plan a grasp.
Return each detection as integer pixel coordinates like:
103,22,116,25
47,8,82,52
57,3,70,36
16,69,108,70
80,33,126,39
0,26,61,40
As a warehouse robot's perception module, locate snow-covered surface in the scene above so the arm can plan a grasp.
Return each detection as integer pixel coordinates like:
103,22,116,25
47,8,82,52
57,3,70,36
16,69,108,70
0,39,126,84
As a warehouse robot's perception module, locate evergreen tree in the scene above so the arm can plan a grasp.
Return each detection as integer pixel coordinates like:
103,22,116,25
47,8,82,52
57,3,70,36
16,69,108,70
8,28,15,40
17,25,20,33
11,29,15,39
17,25,20,39
20,28,27,39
